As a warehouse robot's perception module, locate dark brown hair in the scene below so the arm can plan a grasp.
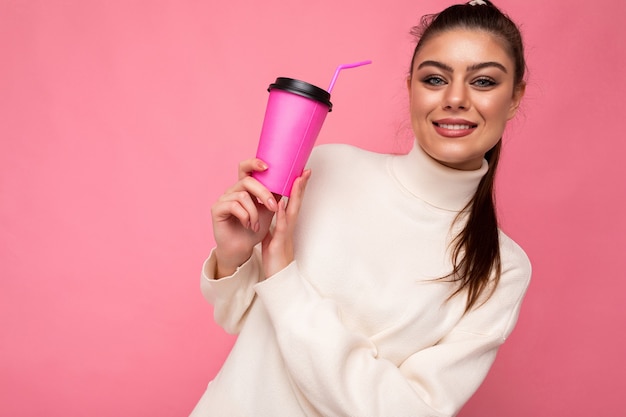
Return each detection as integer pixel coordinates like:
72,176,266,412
410,1,526,312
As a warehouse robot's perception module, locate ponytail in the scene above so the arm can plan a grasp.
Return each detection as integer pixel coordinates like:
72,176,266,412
448,140,502,313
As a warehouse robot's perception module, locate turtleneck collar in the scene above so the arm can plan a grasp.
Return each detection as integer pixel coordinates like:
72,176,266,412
390,140,489,212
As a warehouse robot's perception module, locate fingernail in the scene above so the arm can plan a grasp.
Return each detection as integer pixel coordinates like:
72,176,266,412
267,197,277,210
259,161,268,170
253,222,260,232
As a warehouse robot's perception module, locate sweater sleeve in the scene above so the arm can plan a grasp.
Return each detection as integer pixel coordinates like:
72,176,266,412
254,261,530,417
200,246,264,334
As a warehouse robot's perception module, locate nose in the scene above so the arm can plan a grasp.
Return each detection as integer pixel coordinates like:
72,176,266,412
443,81,469,110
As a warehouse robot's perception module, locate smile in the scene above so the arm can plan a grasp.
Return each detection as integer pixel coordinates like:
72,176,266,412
434,122,477,130
432,121,477,138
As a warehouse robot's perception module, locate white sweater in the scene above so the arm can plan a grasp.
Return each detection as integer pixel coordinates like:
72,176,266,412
191,142,531,417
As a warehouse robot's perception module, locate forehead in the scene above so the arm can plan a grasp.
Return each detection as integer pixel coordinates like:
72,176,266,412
415,29,513,69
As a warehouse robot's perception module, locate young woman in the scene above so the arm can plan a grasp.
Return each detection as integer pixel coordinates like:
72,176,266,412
191,1,530,416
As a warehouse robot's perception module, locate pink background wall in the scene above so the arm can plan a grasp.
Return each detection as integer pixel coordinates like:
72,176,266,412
2,1,625,415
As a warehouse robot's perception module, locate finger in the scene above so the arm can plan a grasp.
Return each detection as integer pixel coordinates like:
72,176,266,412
211,198,253,229
286,169,311,220
274,200,289,238
226,176,278,212
238,158,268,180
221,190,265,230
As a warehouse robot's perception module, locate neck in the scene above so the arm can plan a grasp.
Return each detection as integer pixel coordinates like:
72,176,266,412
390,140,488,211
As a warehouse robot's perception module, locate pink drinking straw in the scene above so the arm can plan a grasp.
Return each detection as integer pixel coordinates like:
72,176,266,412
327,60,372,93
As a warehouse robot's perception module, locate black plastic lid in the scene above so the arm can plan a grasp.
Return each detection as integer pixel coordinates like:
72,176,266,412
268,77,333,112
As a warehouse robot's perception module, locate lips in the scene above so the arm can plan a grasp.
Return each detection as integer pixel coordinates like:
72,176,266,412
433,118,477,138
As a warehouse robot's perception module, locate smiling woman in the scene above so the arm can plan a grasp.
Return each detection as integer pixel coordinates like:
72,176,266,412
191,1,531,416
408,31,524,170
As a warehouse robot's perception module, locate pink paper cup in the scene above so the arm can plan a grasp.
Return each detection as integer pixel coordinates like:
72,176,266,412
252,78,332,196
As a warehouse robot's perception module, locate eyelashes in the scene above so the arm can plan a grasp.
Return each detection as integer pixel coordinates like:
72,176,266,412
422,75,446,86
420,75,498,88
472,77,497,88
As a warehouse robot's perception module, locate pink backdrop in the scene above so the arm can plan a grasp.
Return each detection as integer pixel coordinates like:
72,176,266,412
2,1,625,415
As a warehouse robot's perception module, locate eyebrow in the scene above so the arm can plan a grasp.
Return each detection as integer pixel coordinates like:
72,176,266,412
417,60,508,74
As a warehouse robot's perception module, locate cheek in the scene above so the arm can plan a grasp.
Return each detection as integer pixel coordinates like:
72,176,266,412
410,89,439,118
476,94,515,123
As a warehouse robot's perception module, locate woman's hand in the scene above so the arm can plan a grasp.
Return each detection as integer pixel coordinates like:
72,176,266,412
211,159,279,278
261,169,312,278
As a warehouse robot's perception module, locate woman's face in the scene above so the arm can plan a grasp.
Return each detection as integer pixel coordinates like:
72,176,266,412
407,29,524,170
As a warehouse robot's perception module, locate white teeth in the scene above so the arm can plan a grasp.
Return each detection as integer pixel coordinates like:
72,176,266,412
438,123,472,130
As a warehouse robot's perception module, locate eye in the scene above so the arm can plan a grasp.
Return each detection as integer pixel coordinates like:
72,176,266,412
472,77,497,88
422,75,447,87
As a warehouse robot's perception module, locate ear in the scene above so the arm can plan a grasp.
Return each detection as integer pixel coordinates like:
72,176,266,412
406,76,412,92
507,81,526,120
